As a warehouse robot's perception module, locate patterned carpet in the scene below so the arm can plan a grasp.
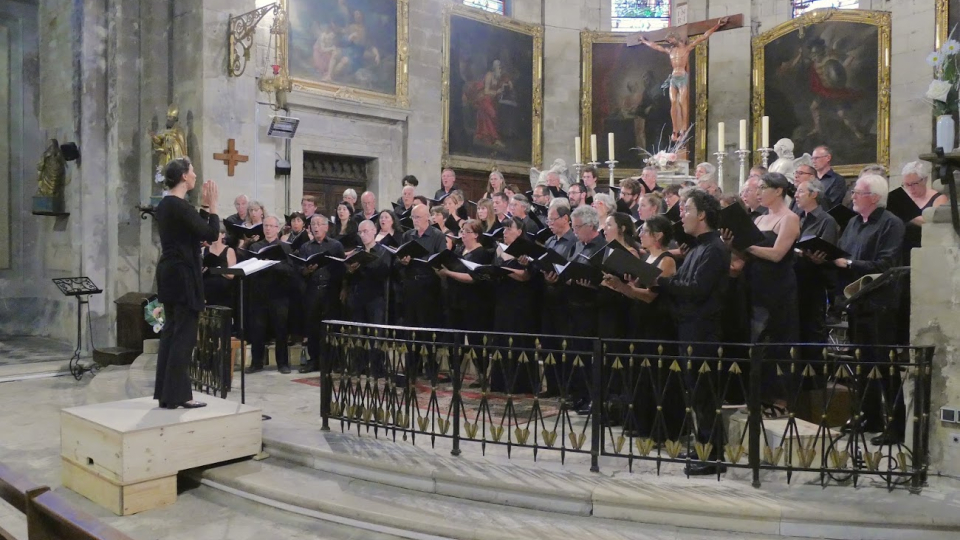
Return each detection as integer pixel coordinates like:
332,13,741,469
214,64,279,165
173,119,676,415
0,336,75,367
293,376,562,427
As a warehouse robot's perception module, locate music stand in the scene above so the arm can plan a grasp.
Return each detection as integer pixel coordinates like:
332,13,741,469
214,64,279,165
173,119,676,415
52,277,103,380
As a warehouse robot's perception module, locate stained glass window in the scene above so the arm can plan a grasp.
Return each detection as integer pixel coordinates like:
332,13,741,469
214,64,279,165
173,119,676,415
463,0,506,15
792,0,859,18
612,0,671,33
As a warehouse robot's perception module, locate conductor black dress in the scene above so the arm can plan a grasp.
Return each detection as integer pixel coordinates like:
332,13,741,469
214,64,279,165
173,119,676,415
154,196,220,408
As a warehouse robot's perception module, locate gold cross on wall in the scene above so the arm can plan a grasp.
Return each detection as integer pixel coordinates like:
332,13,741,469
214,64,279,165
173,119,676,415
213,139,249,176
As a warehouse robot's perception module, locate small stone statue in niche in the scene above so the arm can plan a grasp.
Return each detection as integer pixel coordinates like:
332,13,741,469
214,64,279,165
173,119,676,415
32,139,68,215
768,138,811,181
151,104,188,183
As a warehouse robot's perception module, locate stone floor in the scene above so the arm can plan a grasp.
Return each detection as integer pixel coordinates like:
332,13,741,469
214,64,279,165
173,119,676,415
2,343,959,540
0,335,75,367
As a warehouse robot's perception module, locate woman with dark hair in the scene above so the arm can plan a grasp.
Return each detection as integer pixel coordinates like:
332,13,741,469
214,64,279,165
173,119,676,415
602,212,641,256
723,172,800,414
334,201,360,250
490,217,539,394
376,209,401,244
602,214,681,440
154,157,219,409
281,212,309,244
202,224,237,308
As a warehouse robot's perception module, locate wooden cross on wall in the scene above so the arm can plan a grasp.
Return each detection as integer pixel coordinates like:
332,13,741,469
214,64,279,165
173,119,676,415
625,14,744,46
213,139,249,176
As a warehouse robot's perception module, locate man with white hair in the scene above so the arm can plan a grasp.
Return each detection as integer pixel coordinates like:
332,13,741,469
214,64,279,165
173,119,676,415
740,168,766,218
224,194,249,247
355,191,380,225
639,166,662,194
544,170,568,198
245,215,297,374
697,172,721,199
812,173,905,446
694,162,715,179
296,214,346,373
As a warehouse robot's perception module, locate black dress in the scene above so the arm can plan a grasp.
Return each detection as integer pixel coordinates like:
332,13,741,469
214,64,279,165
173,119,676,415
154,196,219,408
202,246,233,308
447,246,494,333
490,254,539,394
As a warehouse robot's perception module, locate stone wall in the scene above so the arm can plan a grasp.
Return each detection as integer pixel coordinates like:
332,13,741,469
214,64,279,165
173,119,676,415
910,206,960,477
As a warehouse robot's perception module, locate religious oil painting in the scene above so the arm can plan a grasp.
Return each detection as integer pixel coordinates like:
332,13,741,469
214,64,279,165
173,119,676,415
442,4,543,174
283,0,409,106
580,32,707,175
752,9,891,176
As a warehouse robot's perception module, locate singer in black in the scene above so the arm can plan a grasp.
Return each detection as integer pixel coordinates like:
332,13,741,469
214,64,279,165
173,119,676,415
154,157,220,409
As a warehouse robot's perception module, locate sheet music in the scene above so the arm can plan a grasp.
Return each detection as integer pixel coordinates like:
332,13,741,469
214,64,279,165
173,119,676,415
231,258,279,275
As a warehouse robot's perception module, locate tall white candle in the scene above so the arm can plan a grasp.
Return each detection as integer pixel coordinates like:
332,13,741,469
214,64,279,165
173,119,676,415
574,136,582,164
717,122,725,152
590,134,598,163
739,119,747,150
762,116,770,148
607,133,615,161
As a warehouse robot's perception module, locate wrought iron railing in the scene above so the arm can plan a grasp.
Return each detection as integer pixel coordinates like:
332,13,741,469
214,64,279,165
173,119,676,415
321,321,934,491
191,306,233,399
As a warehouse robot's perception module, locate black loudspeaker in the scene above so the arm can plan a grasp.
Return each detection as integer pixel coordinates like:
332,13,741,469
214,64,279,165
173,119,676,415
60,142,81,162
275,159,291,176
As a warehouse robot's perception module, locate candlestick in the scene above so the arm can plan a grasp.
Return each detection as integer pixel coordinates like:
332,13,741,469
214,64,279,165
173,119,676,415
573,162,583,185
717,122,725,152
757,147,772,168
735,149,751,191
713,151,727,190
607,133,615,162
590,134,598,163
761,116,770,148
605,160,618,187
739,119,747,150
574,136,581,164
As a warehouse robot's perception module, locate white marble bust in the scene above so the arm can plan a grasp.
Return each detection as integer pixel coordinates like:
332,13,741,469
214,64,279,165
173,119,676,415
769,138,811,180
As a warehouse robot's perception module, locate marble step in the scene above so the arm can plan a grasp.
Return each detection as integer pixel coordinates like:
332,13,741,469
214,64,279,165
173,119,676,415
188,458,790,540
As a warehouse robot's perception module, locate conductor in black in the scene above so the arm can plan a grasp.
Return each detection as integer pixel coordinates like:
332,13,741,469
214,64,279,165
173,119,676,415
154,157,220,409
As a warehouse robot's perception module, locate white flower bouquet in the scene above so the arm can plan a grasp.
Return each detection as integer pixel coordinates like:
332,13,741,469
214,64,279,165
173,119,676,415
144,298,165,333
926,39,960,116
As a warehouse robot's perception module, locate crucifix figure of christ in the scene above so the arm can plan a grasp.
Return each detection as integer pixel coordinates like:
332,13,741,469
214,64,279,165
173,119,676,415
627,15,742,148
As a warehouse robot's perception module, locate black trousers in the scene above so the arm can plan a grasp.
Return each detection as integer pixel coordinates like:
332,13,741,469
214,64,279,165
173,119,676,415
249,300,290,369
305,284,337,366
402,276,440,381
348,293,387,377
677,318,725,452
154,303,200,406
850,308,904,438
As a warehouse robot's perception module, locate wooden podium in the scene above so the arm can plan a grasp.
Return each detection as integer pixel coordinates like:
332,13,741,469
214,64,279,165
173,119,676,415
60,396,261,515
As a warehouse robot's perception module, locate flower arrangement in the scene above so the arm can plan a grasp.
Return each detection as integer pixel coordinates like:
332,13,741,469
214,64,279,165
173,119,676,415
926,38,960,116
144,298,165,333
636,124,693,173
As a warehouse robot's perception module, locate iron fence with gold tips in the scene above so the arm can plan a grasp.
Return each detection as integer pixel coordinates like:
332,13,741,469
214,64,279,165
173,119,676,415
322,320,933,491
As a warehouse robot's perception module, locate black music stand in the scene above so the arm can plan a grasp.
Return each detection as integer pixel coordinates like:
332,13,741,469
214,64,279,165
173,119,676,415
210,267,249,404
52,277,103,380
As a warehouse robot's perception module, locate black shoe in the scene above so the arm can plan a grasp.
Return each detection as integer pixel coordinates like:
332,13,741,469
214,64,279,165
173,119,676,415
685,462,727,476
279,365,291,374
298,362,318,373
870,433,903,446
576,401,593,415
565,397,587,412
539,389,560,398
182,400,207,409
245,366,263,374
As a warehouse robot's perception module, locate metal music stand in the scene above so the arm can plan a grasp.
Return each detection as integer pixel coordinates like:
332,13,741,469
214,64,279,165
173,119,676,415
51,277,103,380
209,267,249,405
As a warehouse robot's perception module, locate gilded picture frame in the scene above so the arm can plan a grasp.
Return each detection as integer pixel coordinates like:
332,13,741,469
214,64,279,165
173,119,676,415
751,9,891,177
580,31,708,178
935,0,957,50
441,3,544,175
280,0,409,108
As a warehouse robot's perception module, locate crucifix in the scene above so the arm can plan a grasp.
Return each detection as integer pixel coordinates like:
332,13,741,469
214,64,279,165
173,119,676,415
213,138,249,177
627,14,743,153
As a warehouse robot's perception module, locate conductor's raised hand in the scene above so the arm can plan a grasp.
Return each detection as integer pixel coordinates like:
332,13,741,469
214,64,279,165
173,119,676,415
201,180,219,214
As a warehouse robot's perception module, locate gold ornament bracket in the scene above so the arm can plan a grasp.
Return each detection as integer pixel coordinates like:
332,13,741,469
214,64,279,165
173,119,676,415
228,3,284,78
750,8,891,177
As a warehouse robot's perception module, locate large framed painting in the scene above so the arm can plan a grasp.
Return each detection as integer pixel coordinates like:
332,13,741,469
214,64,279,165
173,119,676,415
282,0,409,107
580,31,708,176
751,9,891,177
442,4,544,174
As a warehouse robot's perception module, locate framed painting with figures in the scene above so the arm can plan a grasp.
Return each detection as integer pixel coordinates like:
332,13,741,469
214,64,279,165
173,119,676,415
580,31,708,177
442,3,543,175
751,9,890,177
282,0,409,107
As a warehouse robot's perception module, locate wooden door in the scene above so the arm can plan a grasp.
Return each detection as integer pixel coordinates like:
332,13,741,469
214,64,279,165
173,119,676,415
302,152,368,217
